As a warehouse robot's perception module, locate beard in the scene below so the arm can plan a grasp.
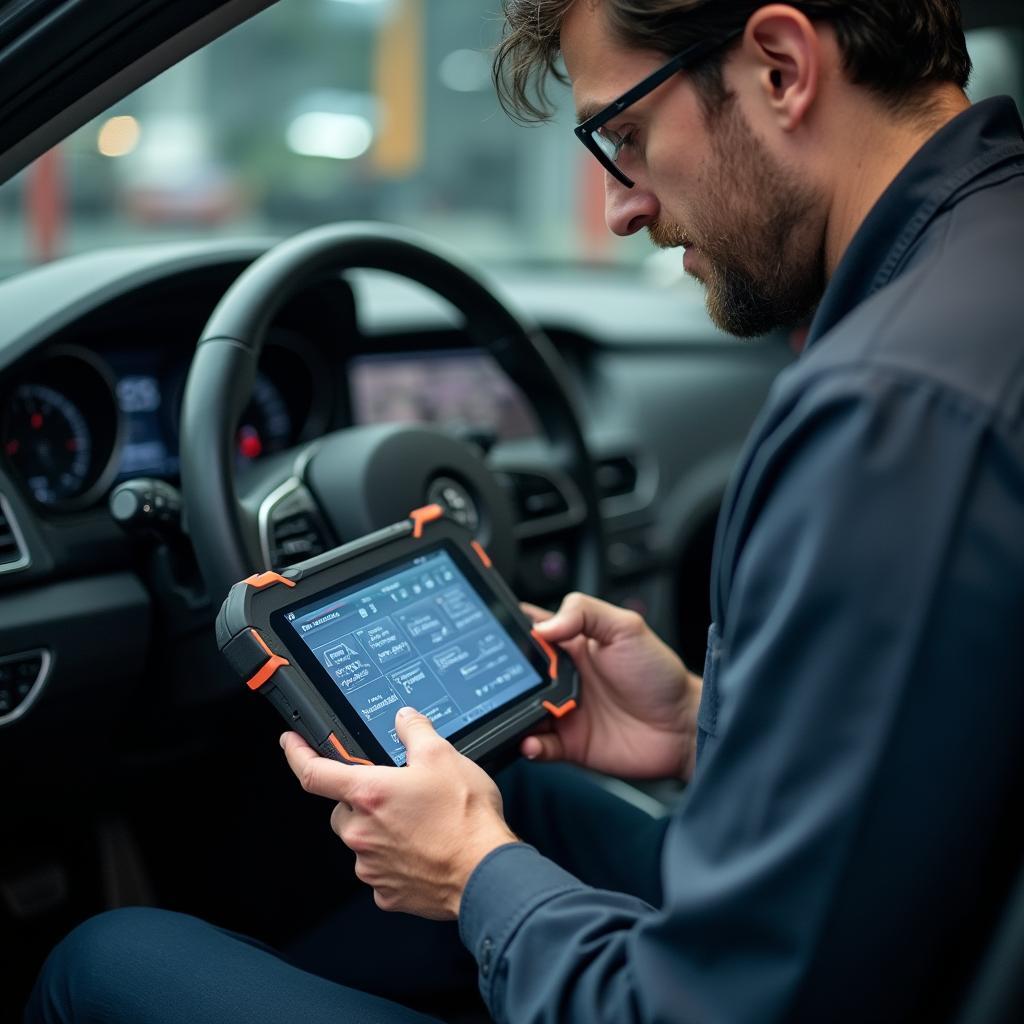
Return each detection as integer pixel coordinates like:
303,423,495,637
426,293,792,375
649,97,826,338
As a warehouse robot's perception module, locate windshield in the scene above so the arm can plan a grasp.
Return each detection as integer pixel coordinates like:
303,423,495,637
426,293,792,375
0,1,1020,275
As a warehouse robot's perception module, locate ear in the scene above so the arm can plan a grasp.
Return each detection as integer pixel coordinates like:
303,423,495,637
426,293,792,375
741,4,820,132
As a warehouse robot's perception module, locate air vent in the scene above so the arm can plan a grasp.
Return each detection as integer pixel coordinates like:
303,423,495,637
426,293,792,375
499,471,570,521
595,456,639,500
0,497,29,572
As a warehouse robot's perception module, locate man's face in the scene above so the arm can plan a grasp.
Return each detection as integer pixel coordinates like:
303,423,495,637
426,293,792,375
562,1,827,337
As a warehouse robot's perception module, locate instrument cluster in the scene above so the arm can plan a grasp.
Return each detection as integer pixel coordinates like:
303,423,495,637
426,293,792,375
1,330,330,513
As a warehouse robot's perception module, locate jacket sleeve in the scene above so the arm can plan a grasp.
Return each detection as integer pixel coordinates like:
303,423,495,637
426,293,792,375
458,368,1024,1024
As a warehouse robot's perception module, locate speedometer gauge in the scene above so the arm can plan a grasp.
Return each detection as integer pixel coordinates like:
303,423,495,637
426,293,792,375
3,385,94,505
2,347,123,511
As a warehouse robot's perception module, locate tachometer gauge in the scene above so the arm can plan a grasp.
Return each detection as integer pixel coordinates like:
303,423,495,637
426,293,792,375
3,384,94,506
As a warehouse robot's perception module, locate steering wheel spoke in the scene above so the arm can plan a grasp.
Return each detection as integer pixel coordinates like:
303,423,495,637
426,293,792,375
235,443,333,571
255,477,333,571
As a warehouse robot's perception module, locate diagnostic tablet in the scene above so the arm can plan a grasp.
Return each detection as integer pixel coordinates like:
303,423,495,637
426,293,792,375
216,505,577,769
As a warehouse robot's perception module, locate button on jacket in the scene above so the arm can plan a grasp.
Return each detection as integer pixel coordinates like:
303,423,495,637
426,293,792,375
458,97,1024,1023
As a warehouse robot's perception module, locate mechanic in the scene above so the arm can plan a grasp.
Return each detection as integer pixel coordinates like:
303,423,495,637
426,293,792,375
26,1,1024,1022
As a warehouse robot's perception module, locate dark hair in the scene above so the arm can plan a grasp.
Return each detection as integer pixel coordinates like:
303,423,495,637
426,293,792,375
493,0,972,122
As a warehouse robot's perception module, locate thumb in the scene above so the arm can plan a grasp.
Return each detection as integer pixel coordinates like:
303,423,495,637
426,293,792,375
534,593,639,646
532,603,586,644
394,705,440,755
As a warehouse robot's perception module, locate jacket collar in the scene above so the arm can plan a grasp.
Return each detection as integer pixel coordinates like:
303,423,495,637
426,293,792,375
806,97,1024,349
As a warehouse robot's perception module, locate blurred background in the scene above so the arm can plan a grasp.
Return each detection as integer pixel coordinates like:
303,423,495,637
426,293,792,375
0,0,1020,276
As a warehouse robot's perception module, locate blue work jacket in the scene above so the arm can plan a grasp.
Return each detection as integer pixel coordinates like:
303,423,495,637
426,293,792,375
460,97,1024,1024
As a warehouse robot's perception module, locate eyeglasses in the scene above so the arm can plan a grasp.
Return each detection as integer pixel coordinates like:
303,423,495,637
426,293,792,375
573,29,744,189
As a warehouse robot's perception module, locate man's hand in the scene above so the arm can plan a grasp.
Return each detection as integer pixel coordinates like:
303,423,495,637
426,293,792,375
281,707,517,920
524,593,702,781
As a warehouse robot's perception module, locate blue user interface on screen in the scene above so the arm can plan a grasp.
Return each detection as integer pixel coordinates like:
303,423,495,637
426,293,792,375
282,549,543,765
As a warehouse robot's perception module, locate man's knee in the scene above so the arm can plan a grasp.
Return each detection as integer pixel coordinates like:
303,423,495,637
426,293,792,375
26,907,195,1023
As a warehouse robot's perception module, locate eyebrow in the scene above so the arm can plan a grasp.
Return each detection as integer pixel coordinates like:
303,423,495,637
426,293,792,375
575,100,611,126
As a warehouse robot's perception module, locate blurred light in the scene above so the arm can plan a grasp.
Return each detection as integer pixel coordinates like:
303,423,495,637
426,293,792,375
439,49,490,93
133,116,209,180
97,116,141,157
286,112,374,160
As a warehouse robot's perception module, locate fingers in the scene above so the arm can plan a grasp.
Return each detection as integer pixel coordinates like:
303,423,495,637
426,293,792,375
280,731,368,802
520,730,566,763
532,592,645,647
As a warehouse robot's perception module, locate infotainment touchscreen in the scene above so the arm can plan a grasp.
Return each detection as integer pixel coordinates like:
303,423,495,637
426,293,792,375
273,547,545,765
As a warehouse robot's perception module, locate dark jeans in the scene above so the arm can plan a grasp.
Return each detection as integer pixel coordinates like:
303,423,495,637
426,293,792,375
25,761,670,1024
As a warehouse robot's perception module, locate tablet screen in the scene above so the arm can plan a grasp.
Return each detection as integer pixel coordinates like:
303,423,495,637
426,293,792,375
275,546,545,765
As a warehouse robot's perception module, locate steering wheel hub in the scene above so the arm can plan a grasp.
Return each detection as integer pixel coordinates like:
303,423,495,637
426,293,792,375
302,423,515,575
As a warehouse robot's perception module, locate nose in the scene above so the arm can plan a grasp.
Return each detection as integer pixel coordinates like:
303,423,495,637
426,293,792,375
604,173,659,236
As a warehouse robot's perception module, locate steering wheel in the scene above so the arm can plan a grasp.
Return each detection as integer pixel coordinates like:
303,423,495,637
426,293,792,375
179,223,605,614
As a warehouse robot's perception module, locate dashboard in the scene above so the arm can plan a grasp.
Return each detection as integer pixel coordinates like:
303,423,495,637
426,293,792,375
0,239,792,757
0,334,539,517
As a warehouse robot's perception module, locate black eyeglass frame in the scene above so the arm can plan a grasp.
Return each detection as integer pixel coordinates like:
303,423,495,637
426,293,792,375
573,28,745,189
